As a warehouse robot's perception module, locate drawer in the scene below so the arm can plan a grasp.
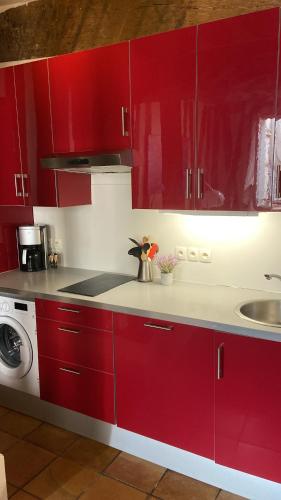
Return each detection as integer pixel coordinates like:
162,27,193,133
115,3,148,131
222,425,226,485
37,318,113,373
39,355,115,423
36,298,112,331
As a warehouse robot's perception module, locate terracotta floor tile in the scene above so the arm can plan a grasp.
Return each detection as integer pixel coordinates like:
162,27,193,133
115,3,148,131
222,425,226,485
217,491,247,500
62,437,119,471
0,431,18,453
80,473,148,499
4,440,55,488
25,422,78,455
0,411,41,438
153,470,219,500
10,492,38,500
24,457,98,499
0,406,9,416
7,482,17,497
105,452,166,493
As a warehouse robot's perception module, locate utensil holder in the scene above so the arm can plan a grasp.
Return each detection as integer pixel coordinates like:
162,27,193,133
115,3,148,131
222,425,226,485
137,260,152,282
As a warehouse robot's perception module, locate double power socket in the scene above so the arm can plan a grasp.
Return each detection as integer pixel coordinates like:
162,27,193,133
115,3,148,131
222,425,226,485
175,246,212,263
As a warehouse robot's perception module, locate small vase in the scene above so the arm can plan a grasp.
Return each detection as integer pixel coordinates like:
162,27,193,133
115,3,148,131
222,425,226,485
160,272,173,285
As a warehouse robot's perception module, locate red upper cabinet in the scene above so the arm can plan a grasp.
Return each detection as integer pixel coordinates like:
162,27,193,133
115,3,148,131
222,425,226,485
131,9,279,211
48,42,130,154
15,60,91,208
14,60,56,207
115,313,214,458
0,67,24,206
215,332,281,483
197,9,279,211
131,27,196,209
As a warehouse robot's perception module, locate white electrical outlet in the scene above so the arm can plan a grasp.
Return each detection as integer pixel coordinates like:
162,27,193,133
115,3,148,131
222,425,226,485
199,248,212,263
187,247,199,262
175,246,187,260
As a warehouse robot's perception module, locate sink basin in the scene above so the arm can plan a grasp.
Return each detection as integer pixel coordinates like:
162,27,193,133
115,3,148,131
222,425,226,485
237,300,281,327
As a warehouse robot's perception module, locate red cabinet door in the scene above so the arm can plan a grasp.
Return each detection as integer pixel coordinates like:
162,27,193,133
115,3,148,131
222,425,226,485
115,313,214,458
0,67,24,206
14,59,56,207
197,9,279,211
215,332,281,483
48,42,130,154
131,27,196,209
39,355,115,423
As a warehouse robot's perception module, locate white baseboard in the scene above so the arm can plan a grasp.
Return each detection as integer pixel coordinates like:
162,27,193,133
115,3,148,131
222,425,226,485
1,386,281,500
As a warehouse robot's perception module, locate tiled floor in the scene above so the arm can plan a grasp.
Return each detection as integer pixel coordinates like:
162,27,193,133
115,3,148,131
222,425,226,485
0,405,246,499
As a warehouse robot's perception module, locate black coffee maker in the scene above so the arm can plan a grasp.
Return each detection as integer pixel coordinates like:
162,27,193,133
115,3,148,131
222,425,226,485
17,225,48,272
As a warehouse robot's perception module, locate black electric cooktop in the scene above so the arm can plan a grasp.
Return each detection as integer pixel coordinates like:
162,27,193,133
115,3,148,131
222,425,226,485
58,272,135,297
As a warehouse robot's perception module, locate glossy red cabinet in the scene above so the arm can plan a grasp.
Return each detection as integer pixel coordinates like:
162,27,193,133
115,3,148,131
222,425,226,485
36,299,114,423
14,60,55,207
14,61,91,207
197,8,279,211
115,313,214,458
0,67,24,206
39,356,115,423
132,8,279,211
215,332,281,483
0,206,33,272
48,42,130,154
131,27,196,209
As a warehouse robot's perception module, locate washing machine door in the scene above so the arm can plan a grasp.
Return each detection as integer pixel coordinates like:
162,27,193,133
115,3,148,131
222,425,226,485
0,317,32,379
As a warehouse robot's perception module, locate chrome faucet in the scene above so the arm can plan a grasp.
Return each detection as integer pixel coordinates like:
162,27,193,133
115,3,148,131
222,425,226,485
264,274,281,281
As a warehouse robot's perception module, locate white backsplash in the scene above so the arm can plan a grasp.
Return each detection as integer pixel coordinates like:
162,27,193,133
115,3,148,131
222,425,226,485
33,173,281,292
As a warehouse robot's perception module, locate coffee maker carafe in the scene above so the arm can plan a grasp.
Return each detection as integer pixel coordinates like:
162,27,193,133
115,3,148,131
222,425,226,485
17,225,48,272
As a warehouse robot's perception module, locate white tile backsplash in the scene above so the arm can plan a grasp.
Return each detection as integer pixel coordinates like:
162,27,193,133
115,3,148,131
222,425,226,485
33,173,281,292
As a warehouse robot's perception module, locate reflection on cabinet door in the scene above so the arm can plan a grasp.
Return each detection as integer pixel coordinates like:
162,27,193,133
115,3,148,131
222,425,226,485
131,26,196,210
197,8,278,211
48,42,130,154
0,67,24,206
215,332,281,483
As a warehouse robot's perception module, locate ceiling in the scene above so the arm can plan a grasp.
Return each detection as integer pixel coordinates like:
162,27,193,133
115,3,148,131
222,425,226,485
0,0,38,13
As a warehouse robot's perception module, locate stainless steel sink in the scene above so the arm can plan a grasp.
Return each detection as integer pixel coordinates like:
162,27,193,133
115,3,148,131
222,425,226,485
237,300,281,327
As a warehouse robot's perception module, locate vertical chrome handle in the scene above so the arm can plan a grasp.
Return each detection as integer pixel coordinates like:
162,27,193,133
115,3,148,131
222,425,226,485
197,168,204,199
186,169,192,199
21,174,29,198
121,106,129,137
14,174,23,197
276,164,281,199
217,343,224,380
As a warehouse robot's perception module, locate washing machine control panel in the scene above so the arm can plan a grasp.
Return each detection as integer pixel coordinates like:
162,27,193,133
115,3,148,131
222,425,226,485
0,302,11,313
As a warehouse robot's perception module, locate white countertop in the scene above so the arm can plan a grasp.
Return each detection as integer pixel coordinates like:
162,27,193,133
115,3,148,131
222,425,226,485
0,267,281,342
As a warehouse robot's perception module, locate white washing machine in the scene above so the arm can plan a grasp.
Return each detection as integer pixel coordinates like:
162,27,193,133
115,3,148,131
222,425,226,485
0,296,39,397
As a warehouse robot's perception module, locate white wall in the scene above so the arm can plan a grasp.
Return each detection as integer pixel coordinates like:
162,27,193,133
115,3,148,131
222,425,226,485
33,173,281,292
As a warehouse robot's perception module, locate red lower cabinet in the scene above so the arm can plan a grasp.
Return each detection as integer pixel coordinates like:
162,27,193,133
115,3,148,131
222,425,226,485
39,356,114,423
36,299,114,423
115,313,214,458
215,332,281,483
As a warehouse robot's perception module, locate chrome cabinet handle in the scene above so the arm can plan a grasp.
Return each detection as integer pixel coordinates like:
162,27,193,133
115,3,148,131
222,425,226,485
57,307,80,314
21,174,29,198
121,106,129,137
59,367,80,375
58,327,80,334
144,322,173,332
217,343,224,380
276,164,281,199
186,169,192,199
197,168,204,199
14,174,23,197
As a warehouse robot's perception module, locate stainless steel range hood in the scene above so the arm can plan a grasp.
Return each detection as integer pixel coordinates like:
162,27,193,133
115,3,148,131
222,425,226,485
41,150,132,174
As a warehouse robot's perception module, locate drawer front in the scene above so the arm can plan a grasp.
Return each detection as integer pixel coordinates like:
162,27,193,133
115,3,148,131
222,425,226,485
39,355,115,423
36,298,113,331
37,318,113,372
